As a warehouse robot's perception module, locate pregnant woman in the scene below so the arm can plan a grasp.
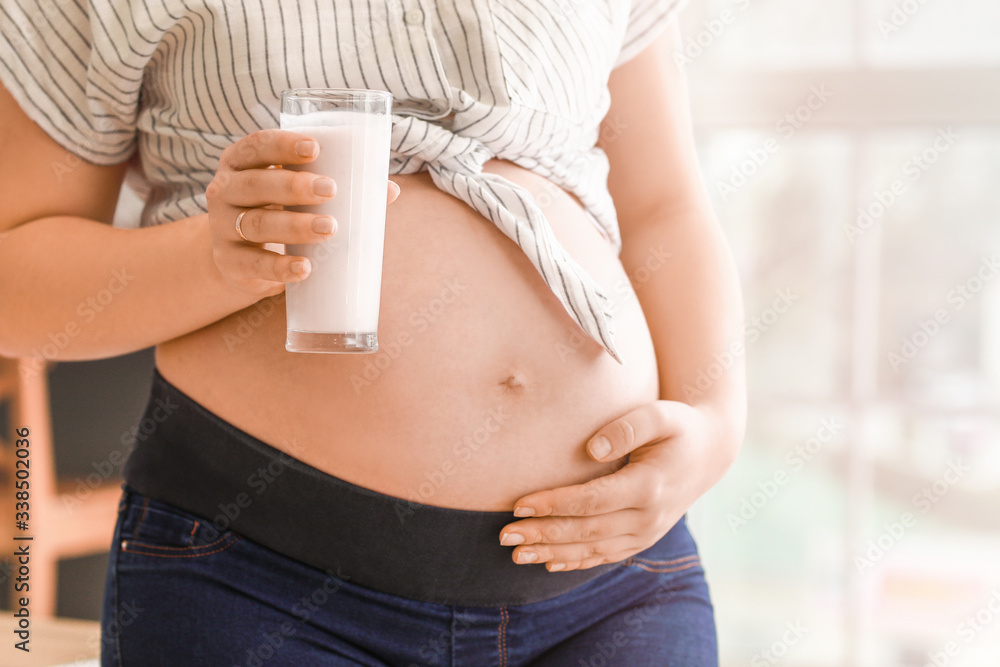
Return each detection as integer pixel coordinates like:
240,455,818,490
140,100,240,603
0,0,746,664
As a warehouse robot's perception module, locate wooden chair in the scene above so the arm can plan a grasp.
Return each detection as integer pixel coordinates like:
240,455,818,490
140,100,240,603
0,356,121,618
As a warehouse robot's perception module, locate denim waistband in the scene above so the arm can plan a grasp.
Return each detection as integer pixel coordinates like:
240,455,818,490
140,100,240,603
122,367,662,607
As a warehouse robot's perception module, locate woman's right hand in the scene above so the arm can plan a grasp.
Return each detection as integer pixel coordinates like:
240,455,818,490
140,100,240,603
206,129,400,297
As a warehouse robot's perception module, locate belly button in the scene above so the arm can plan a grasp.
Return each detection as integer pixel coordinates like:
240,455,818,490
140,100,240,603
499,373,526,394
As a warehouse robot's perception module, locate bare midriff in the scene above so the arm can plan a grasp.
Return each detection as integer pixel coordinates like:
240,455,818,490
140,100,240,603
155,160,660,511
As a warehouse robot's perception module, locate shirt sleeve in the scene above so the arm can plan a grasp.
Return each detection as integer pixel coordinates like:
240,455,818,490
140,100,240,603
0,0,146,164
614,0,689,69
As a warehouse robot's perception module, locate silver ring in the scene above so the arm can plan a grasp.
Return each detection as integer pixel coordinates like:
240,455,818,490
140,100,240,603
235,208,252,242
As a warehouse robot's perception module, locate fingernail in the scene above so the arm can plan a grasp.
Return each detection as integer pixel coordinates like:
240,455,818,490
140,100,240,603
311,216,335,234
589,436,611,460
500,532,525,546
516,551,538,564
312,177,335,197
295,140,319,158
549,563,566,572
290,259,311,275
513,506,534,518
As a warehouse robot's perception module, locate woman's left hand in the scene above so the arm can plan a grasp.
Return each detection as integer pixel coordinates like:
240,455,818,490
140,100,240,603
499,400,734,572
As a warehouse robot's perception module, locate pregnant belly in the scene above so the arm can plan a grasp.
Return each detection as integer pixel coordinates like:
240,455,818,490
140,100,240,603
155,160,660,511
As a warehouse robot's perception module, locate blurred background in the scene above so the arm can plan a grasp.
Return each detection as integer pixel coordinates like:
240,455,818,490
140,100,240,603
678,0,1000,665
1,0,998,665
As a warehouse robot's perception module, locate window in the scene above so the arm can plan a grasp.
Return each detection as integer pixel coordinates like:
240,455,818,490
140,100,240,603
681,1,1000,664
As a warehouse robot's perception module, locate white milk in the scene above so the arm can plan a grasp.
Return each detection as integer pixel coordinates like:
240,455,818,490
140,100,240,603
281,110,392,336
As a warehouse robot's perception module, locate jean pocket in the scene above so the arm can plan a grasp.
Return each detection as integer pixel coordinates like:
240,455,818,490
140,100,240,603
118,488,240,559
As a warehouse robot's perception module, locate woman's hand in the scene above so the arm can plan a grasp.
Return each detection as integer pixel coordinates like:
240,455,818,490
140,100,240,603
498,400,739,572
206,129,400,297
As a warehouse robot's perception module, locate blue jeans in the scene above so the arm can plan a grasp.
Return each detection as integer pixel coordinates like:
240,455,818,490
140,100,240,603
101,487,718,666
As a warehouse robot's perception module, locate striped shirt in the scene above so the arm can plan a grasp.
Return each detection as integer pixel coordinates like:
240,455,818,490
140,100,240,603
0,0,685,364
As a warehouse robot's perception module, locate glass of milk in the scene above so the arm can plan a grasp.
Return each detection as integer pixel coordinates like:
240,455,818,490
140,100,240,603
280,89,393,353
